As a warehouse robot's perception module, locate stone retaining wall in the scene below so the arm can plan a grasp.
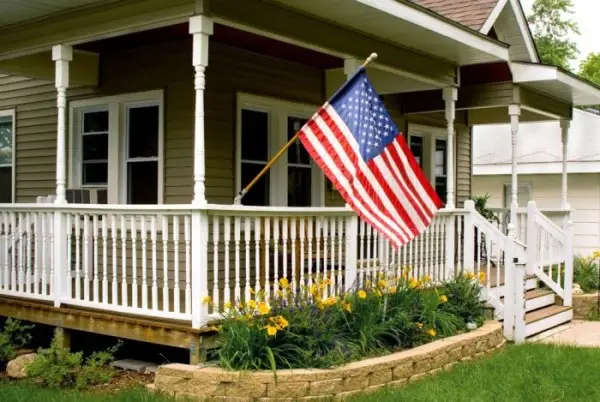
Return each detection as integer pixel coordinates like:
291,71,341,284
154,321,503,401
573,293,600,319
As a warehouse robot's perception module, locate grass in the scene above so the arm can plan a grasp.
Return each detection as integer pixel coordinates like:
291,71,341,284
0,384,174,402
352,343,600,402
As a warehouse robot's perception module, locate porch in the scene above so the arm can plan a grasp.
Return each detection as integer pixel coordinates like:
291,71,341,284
0,0,591,350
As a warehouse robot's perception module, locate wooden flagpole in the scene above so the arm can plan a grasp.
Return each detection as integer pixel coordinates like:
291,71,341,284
234,52,378,204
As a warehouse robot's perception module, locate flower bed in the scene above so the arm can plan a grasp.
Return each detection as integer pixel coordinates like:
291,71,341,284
154,321,504,401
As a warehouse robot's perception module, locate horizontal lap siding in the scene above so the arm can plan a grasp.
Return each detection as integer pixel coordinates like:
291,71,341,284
456,126,472,206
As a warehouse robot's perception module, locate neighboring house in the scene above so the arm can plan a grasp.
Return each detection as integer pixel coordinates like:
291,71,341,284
473,108,600,256
0,0,597,350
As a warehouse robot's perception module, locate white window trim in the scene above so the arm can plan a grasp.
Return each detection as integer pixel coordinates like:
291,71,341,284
0,109,15,203
235,93,325,207
69,90,164,204
408,123,448,185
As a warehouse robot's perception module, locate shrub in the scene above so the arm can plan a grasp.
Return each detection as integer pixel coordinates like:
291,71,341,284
573,255,599,293
216,271,480,371
0,318,34,363
26,331,121,389
439,273,487,328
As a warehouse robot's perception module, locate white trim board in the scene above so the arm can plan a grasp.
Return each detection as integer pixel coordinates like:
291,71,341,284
0,109,15,203
474,161,600,175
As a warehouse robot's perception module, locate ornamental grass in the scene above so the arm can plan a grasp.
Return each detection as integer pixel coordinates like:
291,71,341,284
210,270,487,371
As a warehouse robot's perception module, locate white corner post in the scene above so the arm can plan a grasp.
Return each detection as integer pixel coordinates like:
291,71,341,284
560,119,571,211
508,105,521,238
190,15,213,329
442,87,457,210
52,45,72,307
462,200,475,273
344,214,359,291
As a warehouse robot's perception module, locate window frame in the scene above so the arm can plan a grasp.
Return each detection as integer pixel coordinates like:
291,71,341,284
69,90,164,205
235,93,325,207
0,109,15,203
503,182,532,208
77,105,109,188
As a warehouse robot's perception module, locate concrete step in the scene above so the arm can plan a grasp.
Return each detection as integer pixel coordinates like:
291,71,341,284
525,305,573,338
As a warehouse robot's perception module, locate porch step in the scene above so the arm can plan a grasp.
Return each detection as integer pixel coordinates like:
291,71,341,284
488,276,538,299
500,289,556,313
525,305,573,338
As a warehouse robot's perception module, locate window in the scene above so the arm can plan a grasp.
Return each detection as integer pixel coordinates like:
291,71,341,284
0,110,14,203
236,94,324,207
408,125,450,204
504,183,531,207
70,91,163,204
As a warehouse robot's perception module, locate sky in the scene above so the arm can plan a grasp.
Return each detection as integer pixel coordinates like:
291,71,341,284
520,0,600,71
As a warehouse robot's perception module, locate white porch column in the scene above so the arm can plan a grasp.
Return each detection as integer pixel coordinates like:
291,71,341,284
190,15,213,206
560,119,571,210
443,87,457,209
52,45,72,204
508,104,521,238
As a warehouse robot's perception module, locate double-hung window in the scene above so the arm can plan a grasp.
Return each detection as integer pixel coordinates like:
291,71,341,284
236,94,324,207
0,110,15,203
70,91,163,204
408,125,449,204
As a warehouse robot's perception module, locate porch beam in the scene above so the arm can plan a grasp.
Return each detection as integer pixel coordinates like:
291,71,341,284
508,104,521,238
210,0,457,88
443,87,457,209
560,119,570,210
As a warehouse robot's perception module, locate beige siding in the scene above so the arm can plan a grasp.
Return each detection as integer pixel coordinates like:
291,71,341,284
456,126,471,206
473,173,600,256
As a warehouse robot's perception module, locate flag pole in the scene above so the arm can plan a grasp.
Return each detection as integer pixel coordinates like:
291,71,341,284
233,52,378,204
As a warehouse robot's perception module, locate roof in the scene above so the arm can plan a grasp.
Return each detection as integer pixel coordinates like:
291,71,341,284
410,0,500,30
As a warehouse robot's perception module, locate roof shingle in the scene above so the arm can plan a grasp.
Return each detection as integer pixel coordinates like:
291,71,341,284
409,0,500,31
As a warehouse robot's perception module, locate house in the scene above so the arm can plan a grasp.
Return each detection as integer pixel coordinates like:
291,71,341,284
474,108,600,257
0,0,597,353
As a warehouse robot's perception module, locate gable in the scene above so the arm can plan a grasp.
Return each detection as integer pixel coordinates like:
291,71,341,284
410,0,500,30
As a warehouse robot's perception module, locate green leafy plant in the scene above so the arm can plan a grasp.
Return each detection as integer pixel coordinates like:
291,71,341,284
472,194,499,224
215,271,480,372
26,331,121,389
0,318,34,363
573,255,599,293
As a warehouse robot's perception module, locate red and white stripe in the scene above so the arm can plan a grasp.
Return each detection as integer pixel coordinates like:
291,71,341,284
299,104,443,248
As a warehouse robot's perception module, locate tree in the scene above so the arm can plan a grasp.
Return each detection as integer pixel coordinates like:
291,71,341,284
580,53,600,86
528,0,579,70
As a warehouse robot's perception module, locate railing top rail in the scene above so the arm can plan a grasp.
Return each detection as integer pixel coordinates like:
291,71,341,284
0,203,195,214
489,206,570,214
204,204,354,217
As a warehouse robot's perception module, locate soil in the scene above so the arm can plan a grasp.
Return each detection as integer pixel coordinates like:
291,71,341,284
87,370,155,394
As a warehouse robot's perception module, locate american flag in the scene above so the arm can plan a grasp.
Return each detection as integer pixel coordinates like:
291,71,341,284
298,67,443,247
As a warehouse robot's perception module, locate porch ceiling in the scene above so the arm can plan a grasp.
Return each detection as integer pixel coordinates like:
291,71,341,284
0,0,110,29
512,62,600,107
268,0,509,65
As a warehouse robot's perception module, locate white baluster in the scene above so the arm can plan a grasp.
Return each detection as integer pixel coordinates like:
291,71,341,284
40,213,47,295
162,216,169,312
131,217,138,309
282,219,288,289
83,214,91,301
18,213,24,293
263,217,269,299
290,219,297,293
254,218,261,296
93,215,99,302
120,216,127,307
244,217,251,301
32,213,39,294
224,216,231,306
151,216,158,310
273,218,280,294
315,218,322,284
173,216,180,313
366,224,372,283
323,218,329,293
25,213,31,293
2,213,7,290
111,215,118,305
102,215,108,303
329,218,335,292
299,218,305,290
337,217,343,292
358,220,365,286
184,215,191,315
75,214,81,300
212,216,220,311
233,216,241,302
307,219,313,289
141,218,148,310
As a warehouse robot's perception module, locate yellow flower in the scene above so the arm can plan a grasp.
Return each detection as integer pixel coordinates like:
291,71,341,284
277,316,289,329
416,322,423,329
439,295,448,303
250,288,256,295
279,278,290,289
378,279,387,289
202,296,212,305
388,286,397,295
224,301,233,309
247,300,257,309
237,302,244,309
309,284,319,295
358,290,367,299
257,302,271,315
343,302,352,313
322,297,338,307
422,275,431,283
466,272,476,280
427,328,437,337
408,278,419,289
244,313,252,320
374,289,382,297
265,325,278,336
479,271,486,283
593,250,600,260
365,280,372,287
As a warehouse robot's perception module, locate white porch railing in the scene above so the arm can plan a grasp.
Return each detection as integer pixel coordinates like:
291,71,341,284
489,207,570,243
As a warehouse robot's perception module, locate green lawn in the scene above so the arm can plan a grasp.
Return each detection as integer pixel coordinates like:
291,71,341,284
1,344,600,401
353,343,600,402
